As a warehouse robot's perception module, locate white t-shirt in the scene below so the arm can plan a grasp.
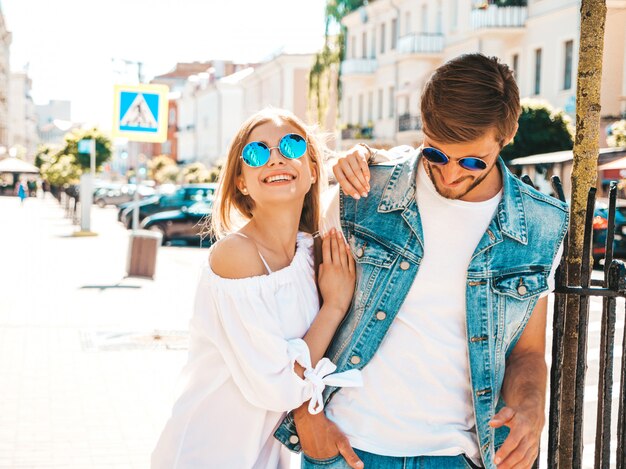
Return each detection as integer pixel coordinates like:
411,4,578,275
321,158,561,464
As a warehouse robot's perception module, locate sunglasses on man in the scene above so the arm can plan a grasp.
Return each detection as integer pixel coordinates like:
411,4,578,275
421,146,488,171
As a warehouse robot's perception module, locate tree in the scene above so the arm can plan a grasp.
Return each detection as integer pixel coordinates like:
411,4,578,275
148,154,177,184
500,99,574,160
61,128,112,171
557,1,607,467
41,154,82,187
308,1,367,124
607,119,626,148
181,162,213,184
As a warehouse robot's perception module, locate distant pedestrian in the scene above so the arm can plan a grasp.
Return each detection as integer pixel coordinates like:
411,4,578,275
17,181,27,205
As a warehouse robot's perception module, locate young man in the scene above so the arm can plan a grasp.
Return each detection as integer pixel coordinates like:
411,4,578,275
275,53,568,469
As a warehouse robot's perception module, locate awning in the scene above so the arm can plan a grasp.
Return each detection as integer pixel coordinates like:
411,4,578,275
598,156,626,171
0,157,40,174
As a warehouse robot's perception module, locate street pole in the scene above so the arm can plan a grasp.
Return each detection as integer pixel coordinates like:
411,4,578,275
77,138,97,235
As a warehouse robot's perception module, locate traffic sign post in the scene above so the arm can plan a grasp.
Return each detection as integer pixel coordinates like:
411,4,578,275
112,84,169,143
113,84,169,278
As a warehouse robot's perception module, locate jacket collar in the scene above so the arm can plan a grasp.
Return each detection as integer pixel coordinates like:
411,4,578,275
378,154,528,244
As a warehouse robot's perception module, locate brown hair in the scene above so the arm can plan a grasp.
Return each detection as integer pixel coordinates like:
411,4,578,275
210,108,327,239
420,53,521,148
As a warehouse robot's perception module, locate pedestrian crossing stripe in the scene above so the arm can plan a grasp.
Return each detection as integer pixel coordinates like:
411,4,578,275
112,84,169,143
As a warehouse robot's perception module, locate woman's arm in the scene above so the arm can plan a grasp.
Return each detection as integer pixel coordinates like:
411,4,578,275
202,231,355,412
297,229,355,376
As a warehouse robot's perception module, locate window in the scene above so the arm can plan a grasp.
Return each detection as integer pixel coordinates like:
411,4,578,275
435,0,443,34
351,36,356,59
389,86,395,118
450,0,458,31
169,109,176,124
347,97,353,124
563,40,573,90
421,5,428,33
391,18,398,50
405,11,412,35
534,48,542,95
378,89,384,119
368,91,374,121
358,94,364,125
512,53,519,79
371,29,376,58
362,32,367,59
380,23,386,54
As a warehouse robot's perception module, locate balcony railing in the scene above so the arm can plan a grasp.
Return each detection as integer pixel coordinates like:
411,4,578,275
341,59,378,75
397,33,444,55
398,114,422,132
471,5,527,29
341,125,374,140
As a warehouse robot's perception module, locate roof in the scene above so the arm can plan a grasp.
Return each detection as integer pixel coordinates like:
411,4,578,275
153,62,215,80
508,147,626,166
0,157,39,174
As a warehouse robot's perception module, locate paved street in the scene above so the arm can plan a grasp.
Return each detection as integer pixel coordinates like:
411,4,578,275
0,193,623,468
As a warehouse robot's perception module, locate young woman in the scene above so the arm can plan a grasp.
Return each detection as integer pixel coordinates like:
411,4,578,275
152,108,360,469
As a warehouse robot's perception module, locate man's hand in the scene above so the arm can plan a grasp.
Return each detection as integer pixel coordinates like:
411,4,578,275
333,144,371,200
492,296,549,468
294,407,363,469
489,404,544,468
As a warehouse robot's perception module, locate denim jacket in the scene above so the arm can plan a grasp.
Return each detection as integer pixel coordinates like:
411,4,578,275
275,153,569,468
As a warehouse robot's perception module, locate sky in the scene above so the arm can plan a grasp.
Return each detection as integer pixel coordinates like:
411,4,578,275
1,0,327,130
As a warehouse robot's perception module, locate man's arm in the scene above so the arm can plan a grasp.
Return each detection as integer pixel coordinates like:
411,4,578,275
489,296,548,468
292,405,364,469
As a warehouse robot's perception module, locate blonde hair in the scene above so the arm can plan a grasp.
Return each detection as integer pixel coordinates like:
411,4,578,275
210,108,327,239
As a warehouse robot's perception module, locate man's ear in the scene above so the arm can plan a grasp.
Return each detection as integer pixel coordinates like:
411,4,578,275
504,123,519,146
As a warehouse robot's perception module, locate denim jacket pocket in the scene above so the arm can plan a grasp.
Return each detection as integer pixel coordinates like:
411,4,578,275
492,271,548,300
350,232,399,269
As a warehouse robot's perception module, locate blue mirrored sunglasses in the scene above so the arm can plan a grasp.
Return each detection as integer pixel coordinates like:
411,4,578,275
241,133,307,167
421,146,488,171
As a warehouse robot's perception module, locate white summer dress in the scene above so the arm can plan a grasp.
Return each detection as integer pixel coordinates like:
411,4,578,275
152,232,361,469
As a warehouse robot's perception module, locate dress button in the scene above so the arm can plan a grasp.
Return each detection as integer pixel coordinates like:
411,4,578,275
350,355,361,365
356,247,364,258
376,311,387,320
400,261,410,270
289,435,299,445
517,285,528,295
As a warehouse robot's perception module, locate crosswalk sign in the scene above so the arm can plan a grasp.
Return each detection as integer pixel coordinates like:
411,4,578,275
112,84,169,142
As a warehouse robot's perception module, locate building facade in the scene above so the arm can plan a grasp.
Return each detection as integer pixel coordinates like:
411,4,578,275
8,72,38,161
0,5,11,152
340,0,626,149
176,52,315,167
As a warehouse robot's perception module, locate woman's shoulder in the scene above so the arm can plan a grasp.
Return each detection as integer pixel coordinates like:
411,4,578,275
209,233,267,280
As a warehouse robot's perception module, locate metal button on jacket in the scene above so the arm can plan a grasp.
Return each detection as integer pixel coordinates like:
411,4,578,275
350,355,361,365
289,435,299,444
517,285,528,295
400,261,410,270
376,311,387,320
356,247,364,258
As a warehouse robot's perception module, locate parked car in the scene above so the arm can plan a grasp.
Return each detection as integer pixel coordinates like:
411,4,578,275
140,201,214,246
593,198,626,266
94,184,155,208
119,183,217,228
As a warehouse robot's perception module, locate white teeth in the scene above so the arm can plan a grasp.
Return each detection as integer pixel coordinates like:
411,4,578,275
264,174,294,183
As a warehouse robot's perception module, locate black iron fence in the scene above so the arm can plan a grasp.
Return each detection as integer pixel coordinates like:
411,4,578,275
525,175,626,468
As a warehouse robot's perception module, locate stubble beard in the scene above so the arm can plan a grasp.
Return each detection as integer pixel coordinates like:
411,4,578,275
424,161,496,200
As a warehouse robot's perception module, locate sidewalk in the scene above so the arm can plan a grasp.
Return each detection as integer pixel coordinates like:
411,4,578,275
0,195,207,468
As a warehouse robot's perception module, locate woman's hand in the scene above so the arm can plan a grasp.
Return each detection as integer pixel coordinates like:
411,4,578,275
318,229,356,316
